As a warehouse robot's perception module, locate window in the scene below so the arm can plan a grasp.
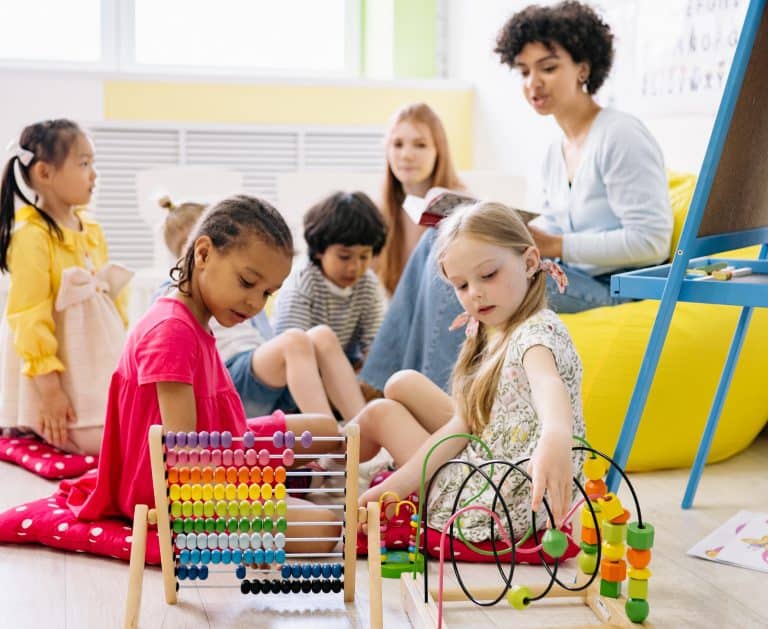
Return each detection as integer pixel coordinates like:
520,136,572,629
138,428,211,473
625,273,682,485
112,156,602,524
0,0,103,64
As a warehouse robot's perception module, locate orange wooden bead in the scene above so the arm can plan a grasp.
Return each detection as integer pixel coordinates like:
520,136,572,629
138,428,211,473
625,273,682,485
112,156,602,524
274,466,286,483
201,467,213,483
179,467,190,483
250,467,262,484
585,479,607,498
238,466,250,484
167,468,179,484
582,525,598,545
262,466,274,484
213,467,226,484
600,558,627,582
610,508,630,525
225,466,238,484
190,466,201,483
627,548,651,569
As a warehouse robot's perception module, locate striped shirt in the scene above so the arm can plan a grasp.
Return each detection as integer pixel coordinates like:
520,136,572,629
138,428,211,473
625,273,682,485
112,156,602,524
273,262,383,359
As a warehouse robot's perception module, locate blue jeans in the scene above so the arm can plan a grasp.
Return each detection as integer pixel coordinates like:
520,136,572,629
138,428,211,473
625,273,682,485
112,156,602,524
360,229,464,393
546,263,632,313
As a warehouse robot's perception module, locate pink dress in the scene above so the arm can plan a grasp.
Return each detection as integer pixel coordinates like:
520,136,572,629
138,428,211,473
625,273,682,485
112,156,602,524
65,297,247,521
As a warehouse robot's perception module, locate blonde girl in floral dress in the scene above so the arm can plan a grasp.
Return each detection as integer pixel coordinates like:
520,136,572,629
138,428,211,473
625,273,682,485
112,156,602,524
353,200,585,543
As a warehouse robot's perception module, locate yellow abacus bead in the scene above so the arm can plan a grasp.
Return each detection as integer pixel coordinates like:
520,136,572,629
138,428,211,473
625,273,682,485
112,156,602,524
191,484,203,501
276,501,287,516
192,501,204,517
181,502,193,517
249,484,261,501
263,500,275,517
602,542,626,562
598,493,624,522
261,483,273,500
274,483,286,500
237,483,249,501
170,502,182,517
225,484,237,501
202,484,214,501
169,484,181,501
203,501,215,517
227,501,239,517
239,500,250,517
583,456,609,480
213,484,225,501
215,500,227,517
180,485,192,501
251,502,263,517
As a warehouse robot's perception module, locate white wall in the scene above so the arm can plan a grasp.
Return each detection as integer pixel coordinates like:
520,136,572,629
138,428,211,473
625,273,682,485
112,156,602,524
443,0,725,207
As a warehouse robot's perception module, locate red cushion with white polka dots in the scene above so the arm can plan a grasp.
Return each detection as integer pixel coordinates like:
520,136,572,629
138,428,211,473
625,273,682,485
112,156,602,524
0,435,98,479
0,472,160,564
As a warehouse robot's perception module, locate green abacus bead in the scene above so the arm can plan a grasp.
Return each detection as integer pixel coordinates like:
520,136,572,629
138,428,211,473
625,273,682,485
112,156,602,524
542,529,568,558
578,550,598,575
600,578,622,598
238,518,250,533
172,519,184,533
170,502,182,517
506,585,533,610
628,577,649,600
626,522,655,551
227,517,238,532
183,519,194,534
625,598,650,623
194,518,205,533
262,518,274,532
276,517,288,532
204,518,216,532
602,521,627,545
215,518,227,532
251,518,263,532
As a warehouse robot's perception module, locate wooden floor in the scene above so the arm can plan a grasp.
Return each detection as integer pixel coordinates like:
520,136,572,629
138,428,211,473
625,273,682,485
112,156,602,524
1,429,766,629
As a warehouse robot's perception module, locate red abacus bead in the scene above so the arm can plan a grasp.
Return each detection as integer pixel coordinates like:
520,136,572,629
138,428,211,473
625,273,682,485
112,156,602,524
585,479,608,498
233,449,245,467
211,450,222,467
282,449,295,467
274,466,286,483
225,467,238,484
222,449,234,467
238,466,250,484
245,449,257,466
258,449,271,467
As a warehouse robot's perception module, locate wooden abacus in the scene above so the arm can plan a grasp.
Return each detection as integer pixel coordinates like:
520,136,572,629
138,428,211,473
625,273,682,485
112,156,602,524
399,444,655,628
123,423,383,628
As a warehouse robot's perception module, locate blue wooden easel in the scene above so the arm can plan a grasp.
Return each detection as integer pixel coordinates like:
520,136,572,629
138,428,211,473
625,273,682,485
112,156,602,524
607,0,768,508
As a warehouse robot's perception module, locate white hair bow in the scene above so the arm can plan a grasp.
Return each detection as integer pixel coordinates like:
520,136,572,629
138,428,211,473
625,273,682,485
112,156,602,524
5,140,35,167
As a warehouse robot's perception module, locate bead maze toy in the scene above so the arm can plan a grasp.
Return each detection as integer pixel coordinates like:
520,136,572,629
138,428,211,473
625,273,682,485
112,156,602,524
398,437,655,628
123,423,383,628
374,491,425,579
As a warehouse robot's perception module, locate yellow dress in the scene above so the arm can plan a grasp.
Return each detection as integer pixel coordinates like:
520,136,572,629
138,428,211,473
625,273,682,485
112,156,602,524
0,205,131,430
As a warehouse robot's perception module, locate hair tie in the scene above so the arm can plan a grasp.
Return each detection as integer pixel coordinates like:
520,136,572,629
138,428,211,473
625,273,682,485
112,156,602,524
158,195,176,211
5,140,34,167
539,259,568,294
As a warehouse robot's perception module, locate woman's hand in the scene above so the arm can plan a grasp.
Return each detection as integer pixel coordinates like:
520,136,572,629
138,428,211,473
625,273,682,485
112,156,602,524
527,224,563,259
37,382,76,449
527,427,573,528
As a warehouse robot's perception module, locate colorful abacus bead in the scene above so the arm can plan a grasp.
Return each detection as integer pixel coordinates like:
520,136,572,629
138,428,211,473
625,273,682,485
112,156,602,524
300,430,313,448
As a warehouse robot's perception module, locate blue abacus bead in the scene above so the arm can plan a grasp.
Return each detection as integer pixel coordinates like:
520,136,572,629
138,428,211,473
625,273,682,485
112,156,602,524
187,432,198,448
200,549,211,564
301,430,313,449
302,564,312,578
210,431,221,448
236,565,246,579
188,565,199,580
312,563,322,578
179,549,191,564
221,549,232,564
198,431,209,448
190,549,201,564
284,430,295,449
254,549,265,564
243,431,255,448
165,431,176,448
272,431,284,449
292,564,302,578
221,431,233,448
211,550,221,564
275,549,286,564
177,565,188,580
265,549,275,564
281,565,292,579
176,432,187,447
322,564,332,578
243,549,255,564
199,565,209,580
232,549,243,564
331,564,342,578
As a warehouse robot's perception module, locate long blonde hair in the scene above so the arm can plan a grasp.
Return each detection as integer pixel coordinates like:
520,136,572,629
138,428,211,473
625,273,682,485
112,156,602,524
435,201,548,435
378,102,462,295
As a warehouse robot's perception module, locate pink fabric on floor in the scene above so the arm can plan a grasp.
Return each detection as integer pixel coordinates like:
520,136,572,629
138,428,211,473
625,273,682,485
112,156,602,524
0,435,98,479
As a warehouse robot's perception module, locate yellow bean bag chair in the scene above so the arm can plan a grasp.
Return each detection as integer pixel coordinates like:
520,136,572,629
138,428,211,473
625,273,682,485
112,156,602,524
561,172,768,471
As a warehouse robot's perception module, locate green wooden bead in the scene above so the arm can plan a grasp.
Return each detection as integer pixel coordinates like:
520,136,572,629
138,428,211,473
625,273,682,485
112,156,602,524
625,598,650,623
580,541,598,554
602,521,627,545
227,517,238,532
204,518,216,532
600,578,622,598
194,518,205,533
263,518,274,532
628,577,649,600
238,518,250,533
506,585,533,610
173,519,184,533
215,518,226,532
183,519,194,534
542,529,568,558
627,522,655,551
578,550,598,575
276,517,288,532
251,518,262,532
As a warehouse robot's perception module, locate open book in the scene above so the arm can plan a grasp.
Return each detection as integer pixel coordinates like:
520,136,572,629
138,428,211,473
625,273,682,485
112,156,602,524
403,187,539,227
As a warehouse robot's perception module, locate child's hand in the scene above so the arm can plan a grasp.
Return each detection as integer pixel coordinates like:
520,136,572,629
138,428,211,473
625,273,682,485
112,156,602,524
527,428,573,528
39,387,77,449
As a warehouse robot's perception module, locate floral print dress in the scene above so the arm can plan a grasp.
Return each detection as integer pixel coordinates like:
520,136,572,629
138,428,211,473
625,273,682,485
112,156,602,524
426,309,585,542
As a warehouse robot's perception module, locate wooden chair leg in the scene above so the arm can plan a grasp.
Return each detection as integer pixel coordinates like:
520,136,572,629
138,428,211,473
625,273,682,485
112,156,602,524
123,503,149,629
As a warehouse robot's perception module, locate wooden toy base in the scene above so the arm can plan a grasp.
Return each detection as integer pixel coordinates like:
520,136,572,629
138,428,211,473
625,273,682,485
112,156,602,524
400,571,653,629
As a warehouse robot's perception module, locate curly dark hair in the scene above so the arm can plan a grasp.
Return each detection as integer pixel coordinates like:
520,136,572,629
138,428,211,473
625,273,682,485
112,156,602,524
171,194,294,295
495,1,614,95
304,191,387,266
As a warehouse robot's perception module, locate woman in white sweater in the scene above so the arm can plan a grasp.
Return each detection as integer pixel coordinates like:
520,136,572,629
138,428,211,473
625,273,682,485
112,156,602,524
496,1,673,312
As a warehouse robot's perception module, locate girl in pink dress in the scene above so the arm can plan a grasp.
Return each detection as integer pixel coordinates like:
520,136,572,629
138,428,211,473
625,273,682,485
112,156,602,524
68,195,341,551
